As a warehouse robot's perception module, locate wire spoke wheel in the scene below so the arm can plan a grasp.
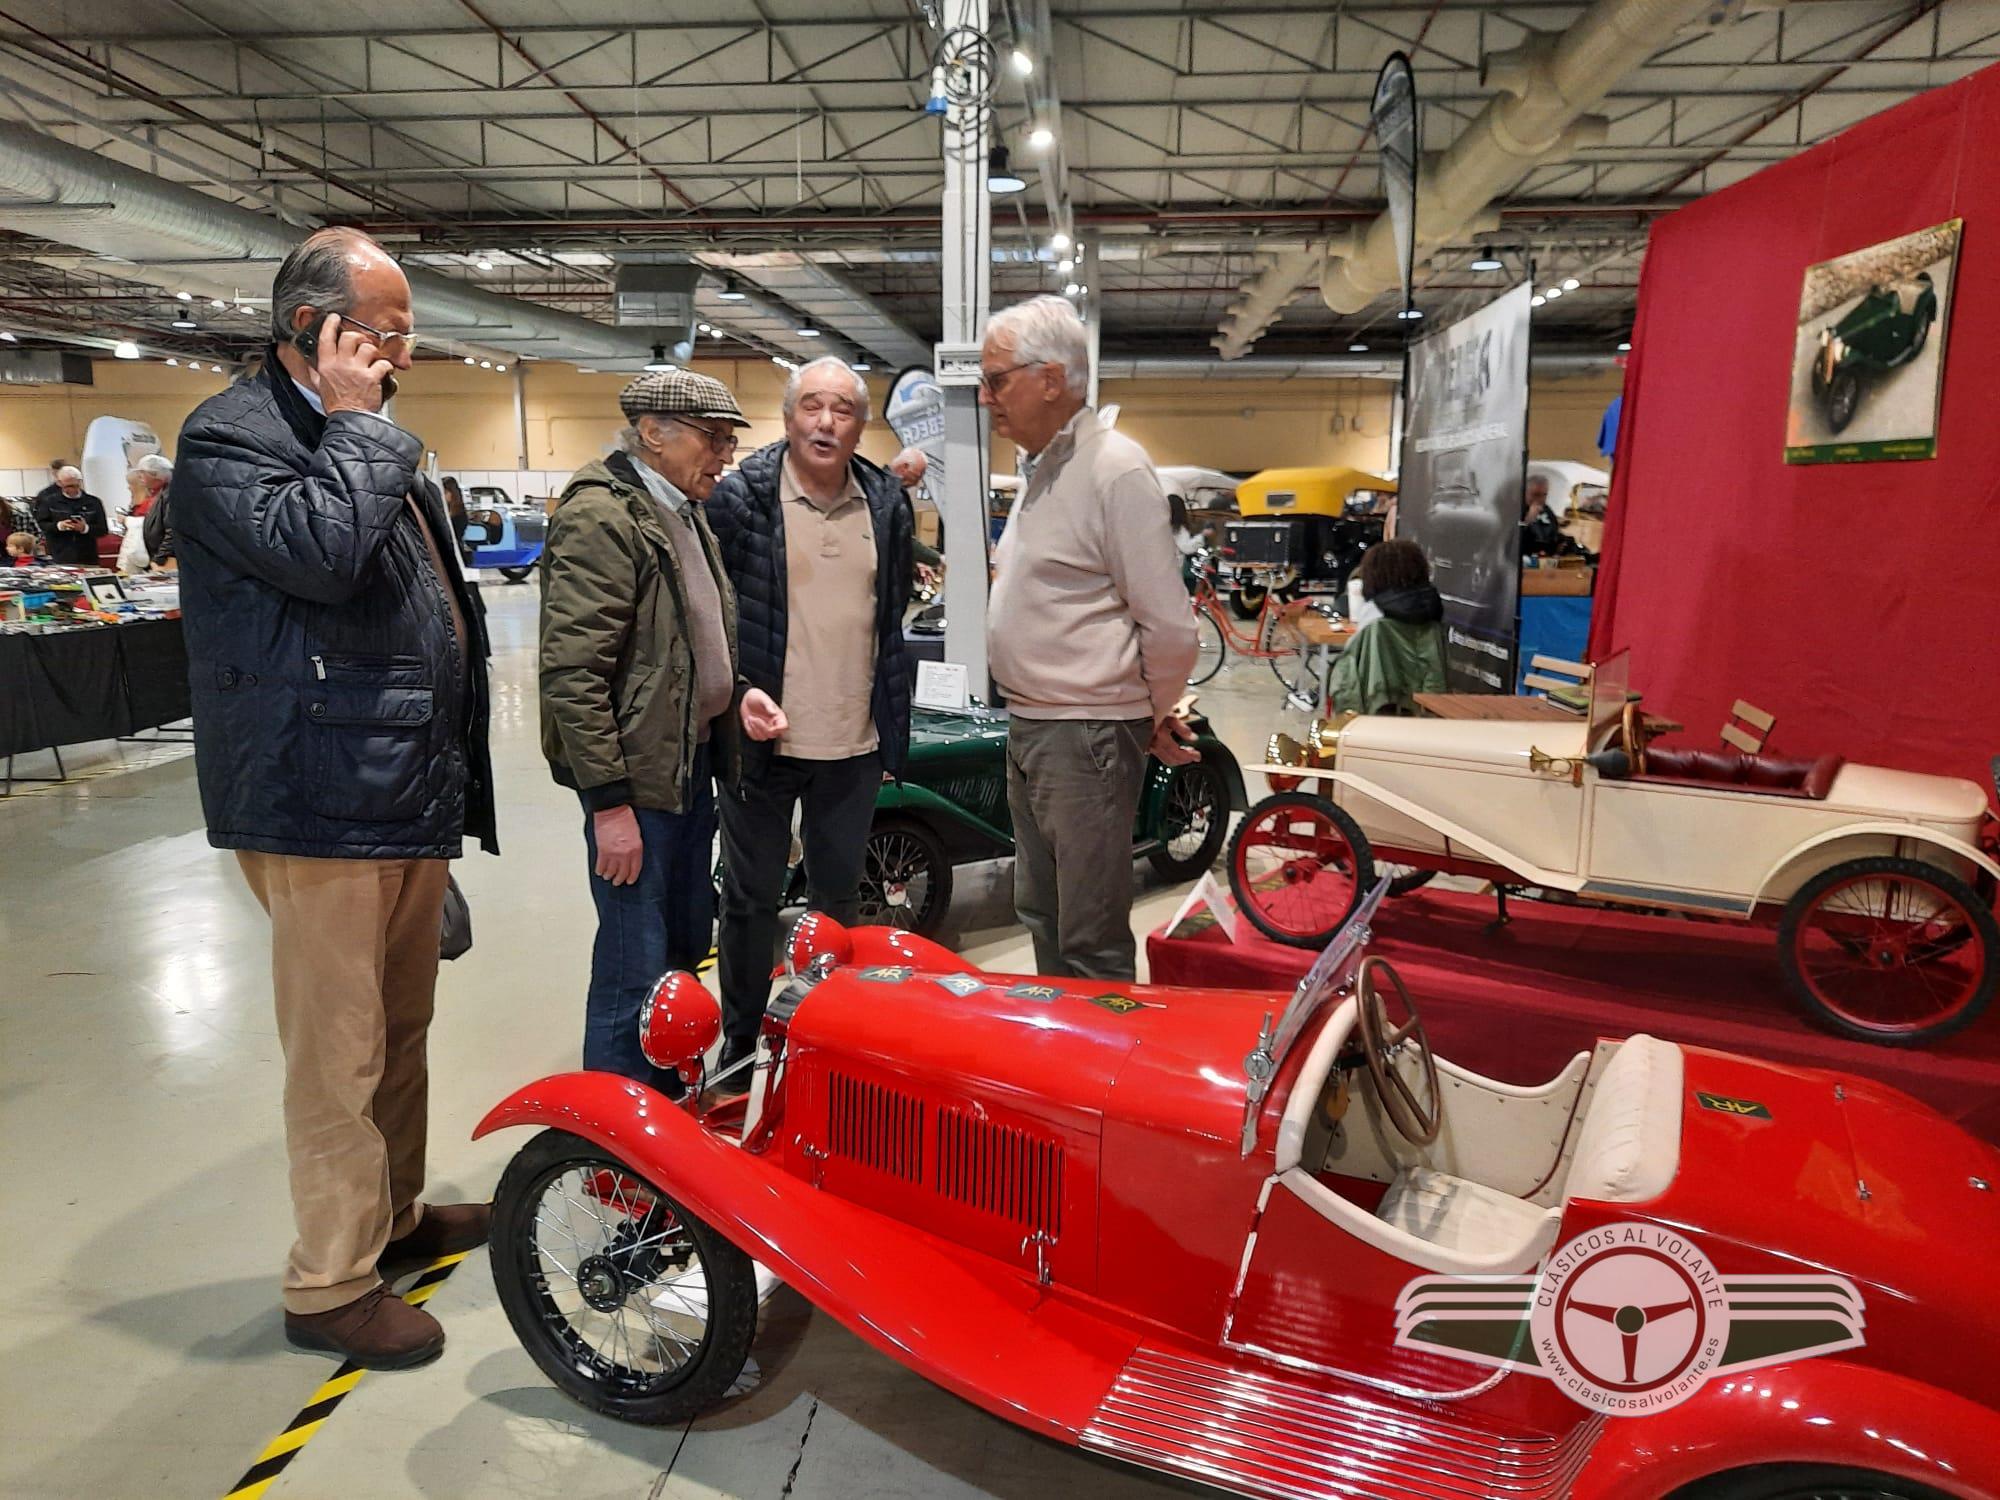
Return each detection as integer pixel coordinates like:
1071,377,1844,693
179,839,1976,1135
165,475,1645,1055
1779,856,1997,1045
491,1130,758,1424
1227,792,1375,947
1189,607,1225,685
1148,758,1229,880
856,819,952,936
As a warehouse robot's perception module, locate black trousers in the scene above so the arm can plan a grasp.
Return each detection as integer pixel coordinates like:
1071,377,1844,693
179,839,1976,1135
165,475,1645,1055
717,750,881,1044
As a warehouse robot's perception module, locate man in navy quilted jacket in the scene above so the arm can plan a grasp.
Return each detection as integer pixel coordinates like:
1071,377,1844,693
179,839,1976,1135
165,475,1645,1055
172,228,496,1372
706,356,913,1090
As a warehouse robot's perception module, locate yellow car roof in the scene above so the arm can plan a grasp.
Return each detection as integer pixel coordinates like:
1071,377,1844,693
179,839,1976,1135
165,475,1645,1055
1236,466,1397,516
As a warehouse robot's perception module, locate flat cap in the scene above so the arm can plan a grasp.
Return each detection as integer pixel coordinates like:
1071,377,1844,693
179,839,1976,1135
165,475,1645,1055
618,367,750,427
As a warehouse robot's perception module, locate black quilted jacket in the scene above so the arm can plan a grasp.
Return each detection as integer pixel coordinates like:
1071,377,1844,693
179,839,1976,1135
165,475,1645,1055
706,441,912,778
171,355,497,859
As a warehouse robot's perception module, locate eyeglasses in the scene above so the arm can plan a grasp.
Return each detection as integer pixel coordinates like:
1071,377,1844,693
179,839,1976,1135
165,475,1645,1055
332,312,421,353
666,415,740,456
979,360,1047,396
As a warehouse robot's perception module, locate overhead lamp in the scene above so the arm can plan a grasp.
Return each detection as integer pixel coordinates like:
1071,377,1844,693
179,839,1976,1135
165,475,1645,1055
479,359,492,368
464,355,476,365
0,330,15,342
165,358,179,367
1530,294,1546,307
175,290,193,302
552,249,613,267
1049,231,1071,252
238,305,255,316
1617,340,1632,352
1396,307,1424,320
716,283,747,301
1028,125,1054,150
1469,252,1503,272
211,298,227,309
1009,47,1034,77
709,327,724,338
476,256,494,270
645,344,673,371
210,363,224,373
1347,342,1368,353
114,340,141,360
851,361,872,371
796,326,821,338
172,315,197,330
987,145,1027,195
1544,286,1563,299
696,322,712,334
770,355,793,369
1561,276,1580,291
1062,282,1081,296
1057,257,1074,274
497,363,508,372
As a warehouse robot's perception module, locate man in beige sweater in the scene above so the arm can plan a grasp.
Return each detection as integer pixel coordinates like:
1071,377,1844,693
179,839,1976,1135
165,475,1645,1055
982,295,1200,979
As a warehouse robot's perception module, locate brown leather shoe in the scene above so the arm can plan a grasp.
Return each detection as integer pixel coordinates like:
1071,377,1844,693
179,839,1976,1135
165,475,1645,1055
378,1202,492,1282
284,1286,445,1370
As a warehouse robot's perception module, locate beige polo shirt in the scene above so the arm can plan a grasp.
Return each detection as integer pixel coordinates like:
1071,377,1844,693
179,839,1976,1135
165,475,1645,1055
778,456,879,760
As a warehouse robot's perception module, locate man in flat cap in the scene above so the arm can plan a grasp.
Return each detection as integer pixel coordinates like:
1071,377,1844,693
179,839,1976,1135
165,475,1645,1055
539,368,786,1097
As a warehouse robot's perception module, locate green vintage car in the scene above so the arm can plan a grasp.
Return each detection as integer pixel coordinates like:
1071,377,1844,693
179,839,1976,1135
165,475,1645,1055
741,706,1249,936
1812,273,1938,432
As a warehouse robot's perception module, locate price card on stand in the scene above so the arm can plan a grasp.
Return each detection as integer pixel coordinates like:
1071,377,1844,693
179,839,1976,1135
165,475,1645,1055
914,660,972,711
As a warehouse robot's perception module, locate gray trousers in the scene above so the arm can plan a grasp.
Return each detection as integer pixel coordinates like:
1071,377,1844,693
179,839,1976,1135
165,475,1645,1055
1005,716,1150,981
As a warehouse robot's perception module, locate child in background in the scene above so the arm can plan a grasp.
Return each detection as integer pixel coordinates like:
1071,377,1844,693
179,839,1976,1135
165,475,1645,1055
7,531,38,566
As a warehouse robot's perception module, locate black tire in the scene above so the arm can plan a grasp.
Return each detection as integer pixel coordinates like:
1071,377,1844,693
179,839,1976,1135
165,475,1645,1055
1826,367,1862,433
1386,865,1437,897
1147,757,1230,881
1778,854,1997,1046
856,816,953,936
1669,1462,1954,1500
1227,791,1376,948
499,564,536,582
490,1129,758,1425
1228,585,1265,619
1189,609,1225,686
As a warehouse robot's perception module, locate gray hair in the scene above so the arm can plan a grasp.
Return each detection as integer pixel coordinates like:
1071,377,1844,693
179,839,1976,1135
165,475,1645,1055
269,228,380,344
55,465,81,483
781,355,870,422
985,294,1090,398
127,454,173,489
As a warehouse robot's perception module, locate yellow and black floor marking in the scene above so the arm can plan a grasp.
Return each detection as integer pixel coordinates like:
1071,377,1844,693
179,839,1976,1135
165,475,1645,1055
221,1252,468,1500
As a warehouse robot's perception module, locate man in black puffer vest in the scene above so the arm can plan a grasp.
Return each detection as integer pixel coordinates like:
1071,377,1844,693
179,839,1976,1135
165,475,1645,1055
172,228,496,1373
707,356,913,1086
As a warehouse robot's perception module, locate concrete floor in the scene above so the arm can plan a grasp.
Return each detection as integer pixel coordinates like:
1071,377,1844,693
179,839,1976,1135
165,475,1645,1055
0,585,1310,1500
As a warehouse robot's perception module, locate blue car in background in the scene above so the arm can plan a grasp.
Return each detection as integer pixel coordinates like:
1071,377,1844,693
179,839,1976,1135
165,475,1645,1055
463,486,546,582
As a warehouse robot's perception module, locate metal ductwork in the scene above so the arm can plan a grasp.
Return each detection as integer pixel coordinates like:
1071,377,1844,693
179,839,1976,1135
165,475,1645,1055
1100,351,1618,381
0,122,664,366
701,252,931,370
1213,0,1753,359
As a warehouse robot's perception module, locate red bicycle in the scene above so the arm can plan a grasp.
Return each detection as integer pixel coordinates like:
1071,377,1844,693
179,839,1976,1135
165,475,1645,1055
1187,551,1328,705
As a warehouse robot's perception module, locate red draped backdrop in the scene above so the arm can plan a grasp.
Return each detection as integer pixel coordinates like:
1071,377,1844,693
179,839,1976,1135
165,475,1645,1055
1590,63,2000,787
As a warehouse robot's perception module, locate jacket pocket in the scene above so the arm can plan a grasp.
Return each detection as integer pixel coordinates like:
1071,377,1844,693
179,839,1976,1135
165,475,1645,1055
304,661,435,824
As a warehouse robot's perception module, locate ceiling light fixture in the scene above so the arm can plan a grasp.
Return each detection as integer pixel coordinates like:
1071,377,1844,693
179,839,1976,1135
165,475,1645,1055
1028,125,1054,150
175,290,193,302
496,364,508,372
1348,342,1368,353
1063,282,1081,296
165,357,179,367
238,305,254,316
1469,252,1503,272
1049,232,1071,252
172,316,197,330
464,355,476,365
1544,286,1563,299
210,363,224,373
986,145,1027,195
1617,340,1632,351
1562,277,1580,291
114,340,141,360
476,256,494,270
479,359,492,368
796,327,820,338
0,330,15,342
851,361,872,371
1057,257,1074,274
1530,294,1546,307
1010,48,1034,77
211,298,226,309
645,344,673,372
1397,307,1424,320
716,283,747,301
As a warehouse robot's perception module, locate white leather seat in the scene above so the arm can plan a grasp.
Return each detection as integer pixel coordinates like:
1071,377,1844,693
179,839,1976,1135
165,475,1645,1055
1563,1033,1684,1204
1376,1168,1558,1260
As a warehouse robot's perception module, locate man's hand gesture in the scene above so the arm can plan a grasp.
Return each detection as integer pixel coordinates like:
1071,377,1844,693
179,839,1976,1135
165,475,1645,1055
1148,711,1200,766
314,313,395,416
740,688,788,742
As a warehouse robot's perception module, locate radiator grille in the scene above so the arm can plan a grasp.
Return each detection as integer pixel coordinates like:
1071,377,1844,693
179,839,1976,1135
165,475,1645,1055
934,1107,1064,1235
826,1072,925,1182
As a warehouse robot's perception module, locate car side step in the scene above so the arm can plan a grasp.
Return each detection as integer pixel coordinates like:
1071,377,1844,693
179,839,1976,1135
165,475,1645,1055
1080,1346,1601,1500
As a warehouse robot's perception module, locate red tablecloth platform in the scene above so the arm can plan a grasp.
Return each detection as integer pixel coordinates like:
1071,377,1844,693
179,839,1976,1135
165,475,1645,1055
1147,887,2000,1145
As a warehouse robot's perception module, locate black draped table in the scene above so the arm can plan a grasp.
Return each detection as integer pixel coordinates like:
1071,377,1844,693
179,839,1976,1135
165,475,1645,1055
0,619,190,785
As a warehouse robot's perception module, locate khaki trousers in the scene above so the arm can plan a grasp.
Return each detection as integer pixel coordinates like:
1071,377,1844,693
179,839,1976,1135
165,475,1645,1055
237,852,448,1314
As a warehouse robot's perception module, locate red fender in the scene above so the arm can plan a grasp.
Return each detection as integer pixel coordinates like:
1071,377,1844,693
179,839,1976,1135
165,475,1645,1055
474,1070,1137,1439
1569,1359,2000,1500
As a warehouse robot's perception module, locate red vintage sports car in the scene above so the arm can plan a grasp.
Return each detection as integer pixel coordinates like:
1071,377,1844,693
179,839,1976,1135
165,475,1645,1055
475,890,2000,1500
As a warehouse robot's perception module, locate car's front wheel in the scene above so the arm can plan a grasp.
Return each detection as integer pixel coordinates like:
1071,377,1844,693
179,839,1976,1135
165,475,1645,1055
1147,757,1230,881
1825,367,1863,432
1228,791,1376,947
490,1129,758,1425
856,817,953,936
1668,1461,1955,1499
1778,854,1997,1045
498,563,537,582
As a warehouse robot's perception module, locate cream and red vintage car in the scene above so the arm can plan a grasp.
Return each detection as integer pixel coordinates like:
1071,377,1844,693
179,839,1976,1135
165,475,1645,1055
1229,654,1999,1046
474,893,2000,1500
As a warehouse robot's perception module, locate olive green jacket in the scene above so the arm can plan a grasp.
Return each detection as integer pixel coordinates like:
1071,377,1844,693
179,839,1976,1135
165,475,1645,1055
539,453,742,812
1327,616,1448,716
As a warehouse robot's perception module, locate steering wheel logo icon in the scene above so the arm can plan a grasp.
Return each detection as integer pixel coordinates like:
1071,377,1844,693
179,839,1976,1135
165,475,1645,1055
1528,1227,1729,1413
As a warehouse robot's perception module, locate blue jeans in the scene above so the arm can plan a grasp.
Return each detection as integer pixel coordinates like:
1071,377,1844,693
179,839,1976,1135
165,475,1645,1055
579,748,715,1094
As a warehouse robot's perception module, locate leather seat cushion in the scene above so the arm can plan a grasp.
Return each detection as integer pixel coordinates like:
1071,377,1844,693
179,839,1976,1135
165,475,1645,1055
1642,747,1843,799
1565,1034,1684,1205
1377,1167,1558,1257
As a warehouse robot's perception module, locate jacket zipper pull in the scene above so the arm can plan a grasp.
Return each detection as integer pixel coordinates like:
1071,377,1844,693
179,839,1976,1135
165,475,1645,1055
311,655,326,680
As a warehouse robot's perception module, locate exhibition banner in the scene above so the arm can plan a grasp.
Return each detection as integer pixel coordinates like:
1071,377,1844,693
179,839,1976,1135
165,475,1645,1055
1784,218,1960,464
1398,281,1532,691
884,364,947,497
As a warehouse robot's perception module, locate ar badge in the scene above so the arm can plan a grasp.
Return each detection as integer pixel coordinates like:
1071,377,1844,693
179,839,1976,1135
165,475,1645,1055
931,972,984,997
1006,983,1063,1001
1087,993,1146,1014
857,965,912,983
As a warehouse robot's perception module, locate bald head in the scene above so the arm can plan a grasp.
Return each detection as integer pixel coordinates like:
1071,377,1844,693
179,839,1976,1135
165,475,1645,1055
270,227,408,347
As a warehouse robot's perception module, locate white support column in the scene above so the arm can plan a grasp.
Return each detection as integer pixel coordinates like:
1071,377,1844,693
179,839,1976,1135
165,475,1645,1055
937,0,992,694
512,363,530,471
1080,239,1101,410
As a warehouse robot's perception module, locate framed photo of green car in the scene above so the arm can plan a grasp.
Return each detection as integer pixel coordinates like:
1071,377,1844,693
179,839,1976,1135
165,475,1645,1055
1785,217,1960,464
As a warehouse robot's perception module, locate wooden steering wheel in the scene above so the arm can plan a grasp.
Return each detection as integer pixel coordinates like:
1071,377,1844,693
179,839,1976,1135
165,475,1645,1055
1622,699,1650,776
1355,956,1442,1146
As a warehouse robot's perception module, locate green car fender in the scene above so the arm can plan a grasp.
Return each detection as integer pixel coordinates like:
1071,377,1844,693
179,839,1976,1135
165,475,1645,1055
873,778,1013,854
1136,731,1249,835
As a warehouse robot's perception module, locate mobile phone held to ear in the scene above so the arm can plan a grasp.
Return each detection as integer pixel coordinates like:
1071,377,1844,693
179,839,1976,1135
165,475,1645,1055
291,323,320,360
